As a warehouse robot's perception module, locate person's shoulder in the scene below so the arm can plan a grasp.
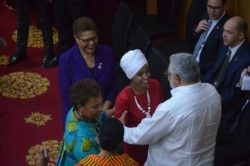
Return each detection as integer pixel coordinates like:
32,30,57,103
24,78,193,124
95,44,113,58
216,12,228,24
149,78,161,86
77,154,98,165
96,44,112,52
201,82,219,93
117,86,131,99
235,41,250,59
60,44,78,60
212,13,228,29
241,41,250,50
149,78,160,83
65,108,74,120
120,154,140,165
221,12,229,21
115,86,132,105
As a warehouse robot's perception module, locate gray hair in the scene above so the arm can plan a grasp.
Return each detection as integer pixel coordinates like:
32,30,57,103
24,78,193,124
169,53,200,83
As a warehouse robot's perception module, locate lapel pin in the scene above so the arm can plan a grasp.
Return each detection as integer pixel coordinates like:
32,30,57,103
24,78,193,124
98,62,103,69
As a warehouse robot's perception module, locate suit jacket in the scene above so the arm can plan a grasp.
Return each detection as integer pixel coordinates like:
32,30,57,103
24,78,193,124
193,13,228,76
202,41,250,112
214,91,250,165
58,44,119,122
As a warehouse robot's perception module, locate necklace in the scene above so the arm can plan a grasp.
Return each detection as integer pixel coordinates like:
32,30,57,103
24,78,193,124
133,89,151,118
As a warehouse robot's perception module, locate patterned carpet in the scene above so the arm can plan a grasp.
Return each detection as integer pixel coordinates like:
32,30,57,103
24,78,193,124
0,1,63,165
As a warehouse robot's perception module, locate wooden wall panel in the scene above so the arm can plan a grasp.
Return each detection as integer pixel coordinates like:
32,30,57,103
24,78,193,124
147,0,192,40
235,0,250,40
146,0,157,14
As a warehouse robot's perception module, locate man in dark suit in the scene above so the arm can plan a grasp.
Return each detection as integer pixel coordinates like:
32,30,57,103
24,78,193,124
43,0,88,68
214,66,250,165
202,16,250,113
192,0,228,77
7,0,54,66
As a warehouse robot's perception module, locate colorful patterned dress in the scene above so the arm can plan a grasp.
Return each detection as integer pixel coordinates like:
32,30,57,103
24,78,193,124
76,154,139,166
56,108,107,166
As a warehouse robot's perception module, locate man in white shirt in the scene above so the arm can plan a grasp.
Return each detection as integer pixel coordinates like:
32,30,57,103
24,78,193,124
119,53,221,166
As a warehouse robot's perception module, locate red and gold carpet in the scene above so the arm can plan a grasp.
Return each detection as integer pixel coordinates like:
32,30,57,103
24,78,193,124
0,1,63,165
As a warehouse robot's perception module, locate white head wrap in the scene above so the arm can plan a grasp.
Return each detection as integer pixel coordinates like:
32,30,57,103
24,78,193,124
120,49,148,79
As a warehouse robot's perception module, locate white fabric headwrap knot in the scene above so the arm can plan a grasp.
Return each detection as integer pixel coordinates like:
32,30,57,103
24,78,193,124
120,49,148,79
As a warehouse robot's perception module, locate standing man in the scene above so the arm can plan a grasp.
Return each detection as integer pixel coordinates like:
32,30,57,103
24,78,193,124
202,16,250,113
192,0,228,77
44,0,88,68
7,0,54,66
214,66,250,165
119,53,221,166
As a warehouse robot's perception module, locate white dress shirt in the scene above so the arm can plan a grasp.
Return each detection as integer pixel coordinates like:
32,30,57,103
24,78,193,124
124,82,221,166
228,40,244,62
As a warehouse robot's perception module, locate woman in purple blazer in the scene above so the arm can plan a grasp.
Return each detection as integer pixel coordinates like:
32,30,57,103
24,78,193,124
58,16,118,122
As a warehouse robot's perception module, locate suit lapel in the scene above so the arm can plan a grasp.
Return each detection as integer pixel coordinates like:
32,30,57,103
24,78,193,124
218,42,246,84
206,14,227,42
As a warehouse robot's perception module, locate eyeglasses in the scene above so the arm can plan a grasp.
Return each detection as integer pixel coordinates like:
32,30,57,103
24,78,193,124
207,5,222,11
164,70,172,77
77,35,98,45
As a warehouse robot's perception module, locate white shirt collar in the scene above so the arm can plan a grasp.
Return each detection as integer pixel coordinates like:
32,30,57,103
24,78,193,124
229,39,245,61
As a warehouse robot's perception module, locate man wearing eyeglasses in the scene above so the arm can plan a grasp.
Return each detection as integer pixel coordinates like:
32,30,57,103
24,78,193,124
119,53,221,166
192,0,228,77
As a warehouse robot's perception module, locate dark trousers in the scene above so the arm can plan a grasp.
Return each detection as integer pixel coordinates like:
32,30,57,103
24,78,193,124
53,0,88,57
15,0,53,55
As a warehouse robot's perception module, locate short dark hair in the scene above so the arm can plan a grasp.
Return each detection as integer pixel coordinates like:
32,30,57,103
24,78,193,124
221,0,227,5
72,16,97,36
98,118,124,151
70,79,101,110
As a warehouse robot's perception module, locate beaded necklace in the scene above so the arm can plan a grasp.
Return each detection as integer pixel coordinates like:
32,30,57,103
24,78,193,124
131,87,151,118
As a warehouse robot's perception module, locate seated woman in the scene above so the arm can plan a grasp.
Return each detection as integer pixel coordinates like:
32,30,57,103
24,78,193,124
56,79,113,165
114,49,164,165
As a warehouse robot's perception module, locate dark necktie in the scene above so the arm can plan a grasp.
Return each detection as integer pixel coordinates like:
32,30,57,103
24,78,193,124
193,19,213,59
213,48,232,87
229,99,249,134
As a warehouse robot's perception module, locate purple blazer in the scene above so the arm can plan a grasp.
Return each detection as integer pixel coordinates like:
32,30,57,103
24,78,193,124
58,44,118,121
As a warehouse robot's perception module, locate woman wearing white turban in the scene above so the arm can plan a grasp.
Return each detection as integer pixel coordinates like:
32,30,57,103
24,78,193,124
114,49,164,165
